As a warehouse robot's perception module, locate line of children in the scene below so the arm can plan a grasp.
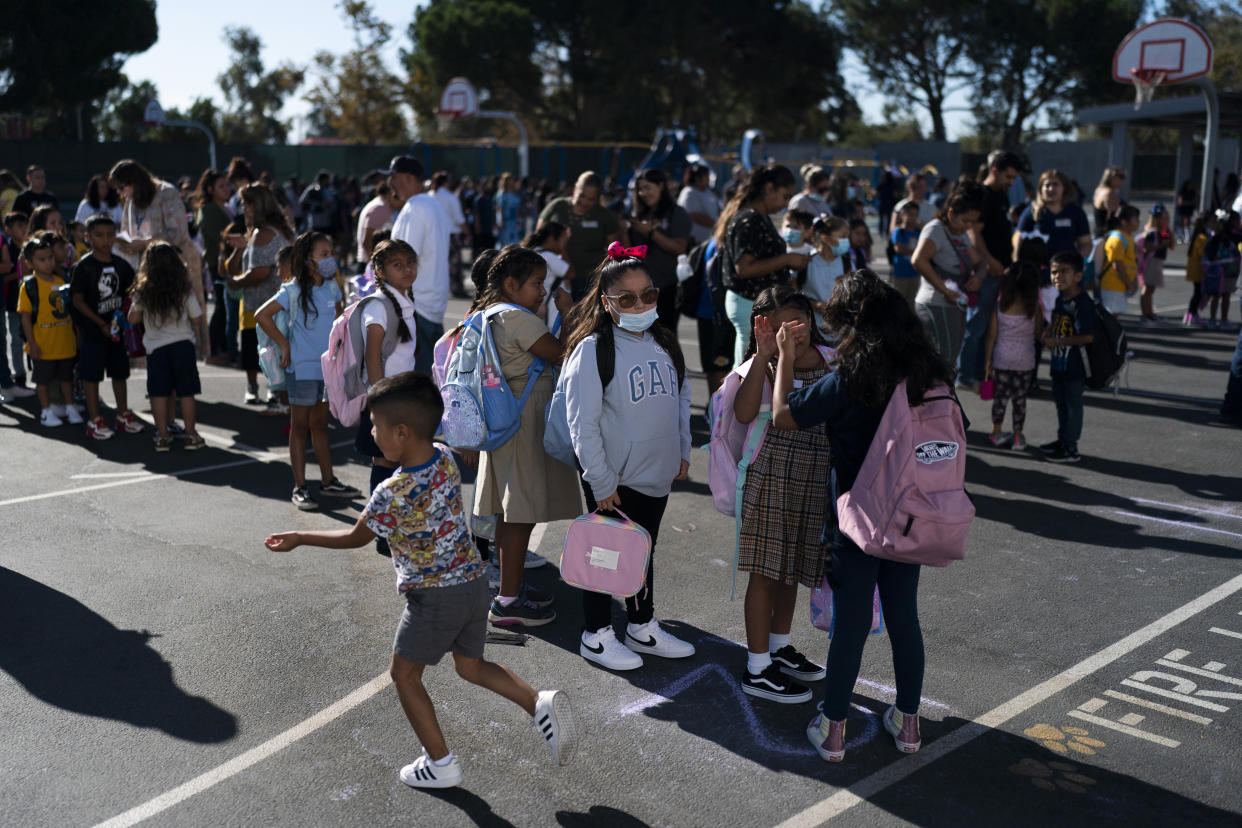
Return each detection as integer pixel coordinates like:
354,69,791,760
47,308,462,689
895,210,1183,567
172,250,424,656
984,262,1043,450
256,231,360,509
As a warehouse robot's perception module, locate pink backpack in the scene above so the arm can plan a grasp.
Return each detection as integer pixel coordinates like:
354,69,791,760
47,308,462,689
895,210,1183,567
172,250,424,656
321,295,398,428
559,509,652,598
810,579,883,636
837,380,973,567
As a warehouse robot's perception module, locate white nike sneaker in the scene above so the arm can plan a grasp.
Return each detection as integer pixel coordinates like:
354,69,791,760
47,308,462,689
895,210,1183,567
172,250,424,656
40,408,63,427
580,627,643,671
624,619,696,659
64,405,84,424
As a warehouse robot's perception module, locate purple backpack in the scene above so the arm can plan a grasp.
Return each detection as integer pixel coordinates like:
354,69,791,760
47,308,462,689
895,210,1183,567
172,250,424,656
837,380,973,567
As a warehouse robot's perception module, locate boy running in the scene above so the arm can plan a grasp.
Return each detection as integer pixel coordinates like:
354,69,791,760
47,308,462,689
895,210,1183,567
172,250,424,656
265,372,575,788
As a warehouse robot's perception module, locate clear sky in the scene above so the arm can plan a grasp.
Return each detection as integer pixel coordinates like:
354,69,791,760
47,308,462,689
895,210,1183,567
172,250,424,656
121,0,972,144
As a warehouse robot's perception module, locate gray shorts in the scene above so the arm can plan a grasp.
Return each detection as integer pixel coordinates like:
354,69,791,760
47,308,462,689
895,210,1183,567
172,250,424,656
393,576,490,665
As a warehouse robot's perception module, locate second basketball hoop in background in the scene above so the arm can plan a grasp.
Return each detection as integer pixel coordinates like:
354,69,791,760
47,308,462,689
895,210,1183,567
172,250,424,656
436,77,478,132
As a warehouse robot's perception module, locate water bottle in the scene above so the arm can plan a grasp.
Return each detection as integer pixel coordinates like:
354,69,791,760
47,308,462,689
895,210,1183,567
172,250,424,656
675,253,693,283
110,310,124,343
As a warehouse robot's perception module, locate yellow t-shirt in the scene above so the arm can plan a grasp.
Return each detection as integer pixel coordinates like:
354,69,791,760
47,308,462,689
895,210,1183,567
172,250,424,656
1186,233,1207,284
16,275,77,360
1101,231,1136,293
240,299,256,331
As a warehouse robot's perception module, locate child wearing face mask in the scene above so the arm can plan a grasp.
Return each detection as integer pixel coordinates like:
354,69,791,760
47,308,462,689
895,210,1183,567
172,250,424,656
782,210,816,289
560,243,694,671
803,216,850,330
256,231,361,511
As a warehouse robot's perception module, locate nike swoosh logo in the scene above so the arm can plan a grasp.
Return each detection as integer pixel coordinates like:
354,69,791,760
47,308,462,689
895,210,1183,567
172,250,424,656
583,641,604,654
629,635,657,647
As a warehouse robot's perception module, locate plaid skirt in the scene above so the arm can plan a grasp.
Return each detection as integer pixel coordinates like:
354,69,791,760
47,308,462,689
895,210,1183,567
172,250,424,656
737,368,831,587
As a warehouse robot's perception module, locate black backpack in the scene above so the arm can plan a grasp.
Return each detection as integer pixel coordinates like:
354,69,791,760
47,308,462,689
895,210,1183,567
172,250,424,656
1082,300,1128,391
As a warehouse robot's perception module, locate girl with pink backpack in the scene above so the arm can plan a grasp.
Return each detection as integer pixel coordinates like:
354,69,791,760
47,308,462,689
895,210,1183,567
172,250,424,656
730,287,834,705
769,269,958,764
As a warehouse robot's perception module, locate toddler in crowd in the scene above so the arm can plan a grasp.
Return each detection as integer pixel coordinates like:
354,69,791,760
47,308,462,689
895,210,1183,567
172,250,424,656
984,262,1043,450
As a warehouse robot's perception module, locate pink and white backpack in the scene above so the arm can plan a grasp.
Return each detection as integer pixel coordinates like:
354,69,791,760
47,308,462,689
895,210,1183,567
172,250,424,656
837,380,973,567
321,295,398,427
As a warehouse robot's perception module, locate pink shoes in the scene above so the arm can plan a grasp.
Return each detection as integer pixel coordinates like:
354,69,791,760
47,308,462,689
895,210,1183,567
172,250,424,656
883,706,922,753
806,714,846,762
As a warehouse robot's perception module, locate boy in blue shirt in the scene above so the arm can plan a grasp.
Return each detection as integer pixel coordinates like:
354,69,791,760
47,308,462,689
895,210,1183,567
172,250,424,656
889,202,921,309
266,373,575,788
1041,251,1095,463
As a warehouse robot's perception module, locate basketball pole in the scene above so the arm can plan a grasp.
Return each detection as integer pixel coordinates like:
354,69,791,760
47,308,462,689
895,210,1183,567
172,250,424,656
1195,77,1219,214
478,110,529,178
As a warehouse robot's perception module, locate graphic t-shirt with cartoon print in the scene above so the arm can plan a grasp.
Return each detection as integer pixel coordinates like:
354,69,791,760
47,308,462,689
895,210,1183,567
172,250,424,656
363,444,483,593
1048,291,1095,379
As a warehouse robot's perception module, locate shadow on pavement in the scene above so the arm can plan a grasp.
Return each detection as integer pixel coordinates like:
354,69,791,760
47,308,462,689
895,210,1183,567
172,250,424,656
557,805,653,827
0,567,238,743
422,787,519,828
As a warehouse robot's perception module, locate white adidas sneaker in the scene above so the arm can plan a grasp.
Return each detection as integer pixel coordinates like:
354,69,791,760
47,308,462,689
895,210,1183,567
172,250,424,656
399,751,462,789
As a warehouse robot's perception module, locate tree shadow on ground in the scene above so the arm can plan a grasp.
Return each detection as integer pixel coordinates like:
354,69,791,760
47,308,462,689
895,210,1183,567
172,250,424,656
0,567,237,743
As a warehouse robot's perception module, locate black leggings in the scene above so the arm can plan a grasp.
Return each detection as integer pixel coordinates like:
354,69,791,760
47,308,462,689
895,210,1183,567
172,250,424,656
1189,282,1203,316
581,482,667,633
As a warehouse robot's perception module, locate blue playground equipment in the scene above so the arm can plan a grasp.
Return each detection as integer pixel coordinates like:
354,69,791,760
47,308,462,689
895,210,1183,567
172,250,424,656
632,125,705,184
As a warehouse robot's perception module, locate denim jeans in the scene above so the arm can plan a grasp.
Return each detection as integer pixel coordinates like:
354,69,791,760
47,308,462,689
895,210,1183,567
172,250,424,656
822,532,925,720
958,275,999,386
2,310,25,385
1052,373,1085,450
209,279,228,357
1221,324,1242,422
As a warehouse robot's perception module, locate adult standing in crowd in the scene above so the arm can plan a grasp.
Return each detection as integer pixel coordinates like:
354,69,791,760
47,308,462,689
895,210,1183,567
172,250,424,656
719,163,807,362
109,159,206,350
622,169,693,334
892,174,935,230
226,157,256,216
538,171,621,298
75,175,123,225
1093,166,1126,237
1016,169,1091,261
430,171,469,297
356,181,402,265
957,151,1020,391
497,173,524,247
387,155,453,373
788,165,831,218
825,168,859,219
13,165,57,218
876,169,900,237
677,163,719,247
195,170,235,366
912,180,986,366
473,177,498,257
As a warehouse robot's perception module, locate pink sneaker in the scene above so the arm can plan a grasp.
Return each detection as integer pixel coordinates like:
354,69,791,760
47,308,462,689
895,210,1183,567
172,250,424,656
806,713,846,762
883,706,921,753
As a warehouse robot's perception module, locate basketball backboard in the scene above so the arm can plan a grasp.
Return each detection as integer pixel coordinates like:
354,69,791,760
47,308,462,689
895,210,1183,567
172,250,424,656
437,78,478,120
1113,18,1213,85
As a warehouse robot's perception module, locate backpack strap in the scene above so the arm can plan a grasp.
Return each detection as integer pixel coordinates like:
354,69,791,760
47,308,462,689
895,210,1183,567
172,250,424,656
22,275,38,316
480,302,549,405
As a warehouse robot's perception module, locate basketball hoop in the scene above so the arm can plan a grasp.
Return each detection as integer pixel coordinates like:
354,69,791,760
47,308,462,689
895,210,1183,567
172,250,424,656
1131,68,1166,109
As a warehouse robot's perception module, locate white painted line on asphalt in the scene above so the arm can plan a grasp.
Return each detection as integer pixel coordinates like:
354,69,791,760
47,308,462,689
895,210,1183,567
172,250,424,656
1110,509,1242,541
1131,497,1242,522
1101,689,1213,724
91,672,393,828
1208,627,1242,641
1065,708,1181,747
70,471,154,479
771,570,1242,828
0,440,355,509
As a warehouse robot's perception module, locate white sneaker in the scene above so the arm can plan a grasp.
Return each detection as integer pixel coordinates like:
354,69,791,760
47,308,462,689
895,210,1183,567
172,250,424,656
533,689,577,765
624,619,696,659
52,403,71,418
580,627,643,671
399,751,462,789
40,408,63,427
64,406,84,425
524,551,549,569
3,385,34,399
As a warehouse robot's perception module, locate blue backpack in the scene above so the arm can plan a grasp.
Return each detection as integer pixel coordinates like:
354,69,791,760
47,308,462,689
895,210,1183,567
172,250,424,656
439,303,547,451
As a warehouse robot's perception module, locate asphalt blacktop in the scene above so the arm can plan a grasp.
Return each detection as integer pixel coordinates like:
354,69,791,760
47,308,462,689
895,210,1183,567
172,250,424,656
2,237,1241,828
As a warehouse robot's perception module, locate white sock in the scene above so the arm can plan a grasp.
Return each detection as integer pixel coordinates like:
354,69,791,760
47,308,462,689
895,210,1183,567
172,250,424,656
769,632,791,653
431,752,455,767
747,651,772,675
495,594,518,606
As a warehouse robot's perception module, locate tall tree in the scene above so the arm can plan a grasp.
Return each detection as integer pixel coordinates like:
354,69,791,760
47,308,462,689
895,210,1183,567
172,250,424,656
216,26,304,144
962,0,1143,149
0,0,157,139
831,0,972,141
304,1,409,143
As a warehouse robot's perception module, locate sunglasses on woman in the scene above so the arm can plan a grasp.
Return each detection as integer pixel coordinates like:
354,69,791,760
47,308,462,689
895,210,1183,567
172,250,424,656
605,288,659,309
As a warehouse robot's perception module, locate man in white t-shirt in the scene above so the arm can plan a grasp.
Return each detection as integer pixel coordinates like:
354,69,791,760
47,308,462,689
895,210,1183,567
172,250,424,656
356,181,403,264
384,155,453,373
430,171,469,298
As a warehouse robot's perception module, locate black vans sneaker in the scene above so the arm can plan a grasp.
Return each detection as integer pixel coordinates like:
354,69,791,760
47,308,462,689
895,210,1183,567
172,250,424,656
742,663,813,704
771,645,827,682
1038,439,1062,453
1046,446,1081,463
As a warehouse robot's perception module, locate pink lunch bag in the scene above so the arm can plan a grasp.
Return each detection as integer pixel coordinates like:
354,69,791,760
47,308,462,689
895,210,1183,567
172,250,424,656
559,508,652,598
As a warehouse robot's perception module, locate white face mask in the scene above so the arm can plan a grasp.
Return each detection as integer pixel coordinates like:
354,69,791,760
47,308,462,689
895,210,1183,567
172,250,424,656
611,303,659,333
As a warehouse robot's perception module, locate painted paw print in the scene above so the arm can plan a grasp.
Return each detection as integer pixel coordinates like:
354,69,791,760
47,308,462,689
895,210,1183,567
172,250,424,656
1009,757,1098,794
1023,723,1106,755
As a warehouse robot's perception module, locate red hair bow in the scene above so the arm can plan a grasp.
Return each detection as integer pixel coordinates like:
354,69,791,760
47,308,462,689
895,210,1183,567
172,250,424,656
607,241,647,260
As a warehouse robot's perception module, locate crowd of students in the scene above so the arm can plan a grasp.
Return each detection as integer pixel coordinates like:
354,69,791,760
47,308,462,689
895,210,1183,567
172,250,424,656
3,151,1240,789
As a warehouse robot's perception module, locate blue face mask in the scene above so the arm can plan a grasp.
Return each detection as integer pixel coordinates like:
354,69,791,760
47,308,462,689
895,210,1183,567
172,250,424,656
612,304,659,333
316,256,339,279
832,239,850,257
782,228,803,245
847,185,858,199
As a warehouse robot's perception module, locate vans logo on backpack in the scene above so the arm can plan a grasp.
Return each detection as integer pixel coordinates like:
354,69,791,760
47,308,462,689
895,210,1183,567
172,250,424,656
914,441,958,464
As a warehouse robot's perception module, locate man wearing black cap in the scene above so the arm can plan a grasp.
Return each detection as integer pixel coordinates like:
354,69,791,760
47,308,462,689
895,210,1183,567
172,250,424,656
385,155,453,373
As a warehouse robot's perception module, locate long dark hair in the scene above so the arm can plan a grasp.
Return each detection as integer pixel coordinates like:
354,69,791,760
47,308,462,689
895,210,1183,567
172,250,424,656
370,239,417,344
108,159,158,209
522,221,567,249
194,169,226,210
83,174,119,210
133,242,191,326
934,179,986,222
467,245,547,314
633,169,674,221
289,231,330,324
239,183,295,241
998,261,1040,319
713,163,797,244
824,269,954,407
563,254,685,386
743,285,830,360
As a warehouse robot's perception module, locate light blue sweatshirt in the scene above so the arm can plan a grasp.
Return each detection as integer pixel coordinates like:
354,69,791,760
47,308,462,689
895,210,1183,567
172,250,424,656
564,327,692,499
